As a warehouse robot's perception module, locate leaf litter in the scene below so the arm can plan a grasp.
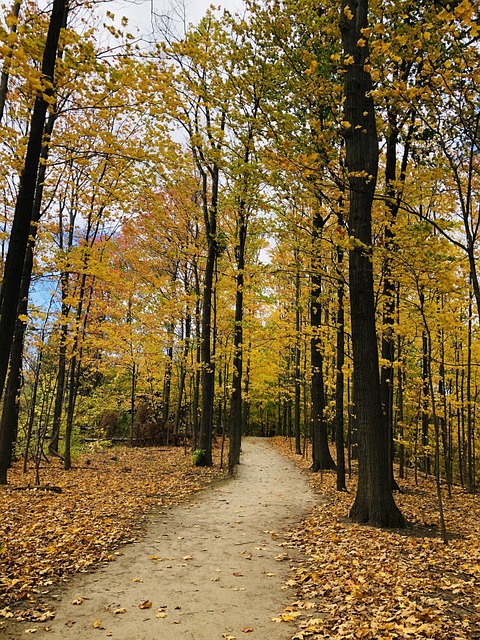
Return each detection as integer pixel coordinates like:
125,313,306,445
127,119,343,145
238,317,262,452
0,446,224,623
270,437,480,640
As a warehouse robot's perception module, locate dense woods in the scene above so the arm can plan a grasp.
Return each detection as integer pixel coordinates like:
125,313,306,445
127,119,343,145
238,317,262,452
0,0,479,529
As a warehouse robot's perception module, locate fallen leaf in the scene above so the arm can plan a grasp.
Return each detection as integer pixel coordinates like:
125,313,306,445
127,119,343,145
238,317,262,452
138,601,152,609
114,608,126,614
92,619,104,629
72,597,83,605
242,627,254,633
233,572,243,577
0,447,226,616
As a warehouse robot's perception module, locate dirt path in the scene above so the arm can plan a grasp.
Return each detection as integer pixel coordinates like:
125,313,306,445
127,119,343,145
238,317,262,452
5,438,316,640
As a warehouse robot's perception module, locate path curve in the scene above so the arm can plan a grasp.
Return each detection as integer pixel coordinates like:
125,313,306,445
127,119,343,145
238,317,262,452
5,438,316,640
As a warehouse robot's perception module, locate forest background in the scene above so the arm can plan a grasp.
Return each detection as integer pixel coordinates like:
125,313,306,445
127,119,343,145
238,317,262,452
0,0,479,531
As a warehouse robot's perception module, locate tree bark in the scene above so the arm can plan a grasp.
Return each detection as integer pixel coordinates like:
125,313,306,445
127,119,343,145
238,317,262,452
0,84,63,482
340,0,405,527
228,210,246,475
0,0,22,123
310,210,336,472
294,258,302,456
197,165,220,467
0,0,68,402
335,242,347,491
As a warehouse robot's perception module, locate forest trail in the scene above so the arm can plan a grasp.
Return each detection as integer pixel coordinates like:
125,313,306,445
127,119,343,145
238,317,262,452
5,438,317,640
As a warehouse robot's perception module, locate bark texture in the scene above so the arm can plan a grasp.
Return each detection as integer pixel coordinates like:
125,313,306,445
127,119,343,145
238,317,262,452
0,0,68,401
340,0,405,527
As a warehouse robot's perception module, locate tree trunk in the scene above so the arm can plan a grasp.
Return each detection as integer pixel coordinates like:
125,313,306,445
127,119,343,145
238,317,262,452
197,173,219,467
174,313,191,433
242,344,251,436
0,0,67,402
310,210,336,472
228,210,246,475
0,0,22,123
335,242,347,491
380,115,398,490
467,286,474,491
340,0,405,527
294,259,302,456
0,96,62,481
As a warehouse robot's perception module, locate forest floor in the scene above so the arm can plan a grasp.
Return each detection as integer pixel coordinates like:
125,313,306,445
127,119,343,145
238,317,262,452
1,438,480,639
0,437,317,639
269,438,480,640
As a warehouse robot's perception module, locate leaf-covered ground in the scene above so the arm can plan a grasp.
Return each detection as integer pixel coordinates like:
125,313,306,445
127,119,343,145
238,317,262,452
0,445,225,622
269,438,480,640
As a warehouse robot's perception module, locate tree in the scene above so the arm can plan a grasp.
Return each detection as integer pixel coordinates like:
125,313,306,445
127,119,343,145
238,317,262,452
0,0,68,402
340,0,405,527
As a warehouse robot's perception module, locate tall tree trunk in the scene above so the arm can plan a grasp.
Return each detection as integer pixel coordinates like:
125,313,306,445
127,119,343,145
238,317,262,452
421,305,431,476
242,343,251,436
381,115,398,490
310,210,336,472
197,172,219,467
340,0,404,527
174,313,191,433
49,276,69,455
163,326,175,426
0,0,22,123
228,209,246,475
192,262,201,450
0,0,68,401
380,110,413,490
0,97,62,482
467,285,474,491
50,196,73,455
294,257,302,456
335,242,347,491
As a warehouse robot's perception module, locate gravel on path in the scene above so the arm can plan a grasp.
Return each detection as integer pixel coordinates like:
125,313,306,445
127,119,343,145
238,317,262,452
5,437,317,640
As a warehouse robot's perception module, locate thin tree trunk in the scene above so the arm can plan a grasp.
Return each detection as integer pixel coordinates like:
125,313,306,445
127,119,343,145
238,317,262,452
242,343,251,437
294,257,302,456
196,155,221,466
228,227,245,474
335,242,347,491
0,0,22,123
467,285,474,491
310,211,336,472
174,313,191,433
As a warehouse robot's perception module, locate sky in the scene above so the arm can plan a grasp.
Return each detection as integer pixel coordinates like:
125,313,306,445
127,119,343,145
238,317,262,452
107,0,244,38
